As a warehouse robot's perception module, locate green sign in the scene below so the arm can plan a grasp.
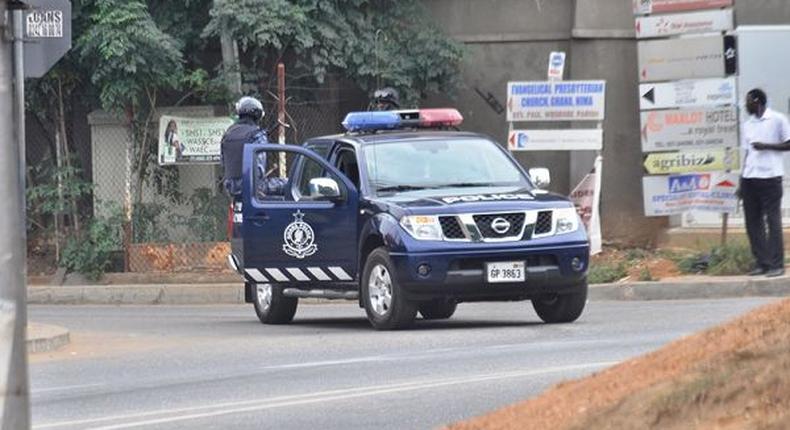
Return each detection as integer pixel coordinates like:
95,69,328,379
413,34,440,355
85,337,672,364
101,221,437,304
643,148,739,175
158,115,234,165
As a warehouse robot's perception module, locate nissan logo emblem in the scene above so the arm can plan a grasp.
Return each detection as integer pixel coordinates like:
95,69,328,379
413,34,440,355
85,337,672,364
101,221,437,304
490,217,511,234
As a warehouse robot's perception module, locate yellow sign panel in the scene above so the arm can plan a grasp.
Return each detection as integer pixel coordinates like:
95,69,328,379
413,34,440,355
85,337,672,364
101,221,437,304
643,148,739,175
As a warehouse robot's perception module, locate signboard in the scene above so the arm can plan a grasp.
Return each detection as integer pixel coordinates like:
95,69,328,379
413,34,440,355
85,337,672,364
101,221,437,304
640,106,738,151
643,148,739,175
158,116,234,165
570,156,603,255
633,0,733,15
23,0,72,78
547,52,566,81
507,81,606,122
508,129,603,151
638,35,736,82
639,77,736,110
643,172,738,216
635,9,733,39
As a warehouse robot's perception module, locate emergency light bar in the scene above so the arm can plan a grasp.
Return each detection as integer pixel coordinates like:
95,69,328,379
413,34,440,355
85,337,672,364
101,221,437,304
342,108,464,132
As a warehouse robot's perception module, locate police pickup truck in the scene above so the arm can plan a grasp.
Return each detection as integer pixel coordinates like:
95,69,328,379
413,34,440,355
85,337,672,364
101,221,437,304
228,108,589,330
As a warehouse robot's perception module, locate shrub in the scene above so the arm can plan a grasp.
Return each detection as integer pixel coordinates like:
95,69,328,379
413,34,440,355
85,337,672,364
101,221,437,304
60,204,124,280
588,261,628,284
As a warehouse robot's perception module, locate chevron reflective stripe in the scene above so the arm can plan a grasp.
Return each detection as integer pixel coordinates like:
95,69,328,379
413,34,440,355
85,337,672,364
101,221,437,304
265,268,290,282
328,266,353,281
286,268,310,282
307,267,332,281
245,266,353,282
245,269,269,283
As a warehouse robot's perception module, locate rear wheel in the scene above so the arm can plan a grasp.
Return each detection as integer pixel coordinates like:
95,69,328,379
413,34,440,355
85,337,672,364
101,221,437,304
531,282,587,323
253,283,298,324
419,300,457,320
361,248,417,330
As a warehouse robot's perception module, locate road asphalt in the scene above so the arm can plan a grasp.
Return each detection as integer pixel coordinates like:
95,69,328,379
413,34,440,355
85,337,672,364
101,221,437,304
29,298,776,430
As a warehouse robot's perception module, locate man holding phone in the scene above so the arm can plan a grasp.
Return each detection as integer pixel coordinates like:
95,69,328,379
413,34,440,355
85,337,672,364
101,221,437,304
741,88,790,277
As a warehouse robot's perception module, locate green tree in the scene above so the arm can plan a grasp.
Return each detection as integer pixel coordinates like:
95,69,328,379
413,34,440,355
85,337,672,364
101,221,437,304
204,0,464,105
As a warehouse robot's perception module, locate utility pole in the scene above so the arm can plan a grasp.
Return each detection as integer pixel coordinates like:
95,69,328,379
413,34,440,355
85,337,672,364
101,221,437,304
0,0,31,428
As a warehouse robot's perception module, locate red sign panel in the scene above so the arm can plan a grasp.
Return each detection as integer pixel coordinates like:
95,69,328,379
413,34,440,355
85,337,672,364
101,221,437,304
633,0,733,15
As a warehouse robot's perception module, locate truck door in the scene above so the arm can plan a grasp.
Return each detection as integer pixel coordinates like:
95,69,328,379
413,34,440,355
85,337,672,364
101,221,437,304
241,143,359,285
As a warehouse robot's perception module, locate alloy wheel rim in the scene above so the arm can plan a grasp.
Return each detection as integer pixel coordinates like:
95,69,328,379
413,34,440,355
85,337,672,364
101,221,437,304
368,264,393,316
256,284,273,311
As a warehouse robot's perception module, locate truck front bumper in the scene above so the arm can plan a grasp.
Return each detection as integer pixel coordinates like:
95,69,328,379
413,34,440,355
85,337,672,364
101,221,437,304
389,243,589,302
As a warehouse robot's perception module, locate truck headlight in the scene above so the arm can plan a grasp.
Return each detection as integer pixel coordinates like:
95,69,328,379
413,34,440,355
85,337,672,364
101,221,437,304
554,207,580,235
400,215,444,241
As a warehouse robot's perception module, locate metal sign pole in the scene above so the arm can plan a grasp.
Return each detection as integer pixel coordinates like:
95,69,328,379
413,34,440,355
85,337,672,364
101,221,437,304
0,3,31,428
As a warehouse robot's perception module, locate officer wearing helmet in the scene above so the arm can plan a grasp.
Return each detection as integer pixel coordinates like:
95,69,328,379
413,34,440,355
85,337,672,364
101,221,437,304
369,87,400,111
221,96,267,196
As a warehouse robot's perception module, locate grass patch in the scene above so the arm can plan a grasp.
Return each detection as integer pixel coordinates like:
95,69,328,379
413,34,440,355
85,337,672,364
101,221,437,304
588,261,628,284
670,241,753,276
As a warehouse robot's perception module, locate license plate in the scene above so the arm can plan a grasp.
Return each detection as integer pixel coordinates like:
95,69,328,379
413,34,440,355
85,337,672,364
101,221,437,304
486,261,526,283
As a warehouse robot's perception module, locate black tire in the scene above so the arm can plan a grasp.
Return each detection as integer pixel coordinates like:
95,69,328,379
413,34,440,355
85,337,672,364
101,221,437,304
361,248,417,330
419,300,457,320
531,282,588,324
253,283,298,325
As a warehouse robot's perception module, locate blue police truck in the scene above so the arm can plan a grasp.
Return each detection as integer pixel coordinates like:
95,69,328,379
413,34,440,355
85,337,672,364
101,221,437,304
227,109,589,330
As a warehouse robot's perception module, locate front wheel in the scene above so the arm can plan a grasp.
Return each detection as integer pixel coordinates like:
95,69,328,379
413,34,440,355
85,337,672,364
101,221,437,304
419,300,457,320
531,282,587,323
361,248,417,330
253,283,298,324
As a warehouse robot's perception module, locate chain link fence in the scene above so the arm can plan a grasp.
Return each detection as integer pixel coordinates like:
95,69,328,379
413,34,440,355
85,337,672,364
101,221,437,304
26,86,366,278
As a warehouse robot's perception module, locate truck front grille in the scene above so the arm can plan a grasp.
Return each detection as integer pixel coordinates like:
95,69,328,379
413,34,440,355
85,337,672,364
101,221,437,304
473,213,526,239
534,211,553,235
439,216,466,239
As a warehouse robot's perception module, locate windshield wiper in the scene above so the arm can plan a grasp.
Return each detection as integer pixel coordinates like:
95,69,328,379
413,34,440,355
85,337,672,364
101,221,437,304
435,182,499,188
376,185,431,193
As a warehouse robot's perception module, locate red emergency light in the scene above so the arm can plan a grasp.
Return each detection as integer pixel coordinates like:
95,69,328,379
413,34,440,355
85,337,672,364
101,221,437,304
418,108,464,128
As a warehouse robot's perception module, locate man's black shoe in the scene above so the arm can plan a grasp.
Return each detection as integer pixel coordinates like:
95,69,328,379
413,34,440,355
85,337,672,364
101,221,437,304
765,268,785,278
748,268,766,276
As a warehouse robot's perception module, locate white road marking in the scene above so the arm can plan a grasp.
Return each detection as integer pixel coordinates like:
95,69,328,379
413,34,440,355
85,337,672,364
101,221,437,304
34,383,105,394
34,361,617,430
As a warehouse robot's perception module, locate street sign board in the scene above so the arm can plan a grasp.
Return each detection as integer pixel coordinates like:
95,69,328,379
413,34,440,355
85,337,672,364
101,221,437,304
635,9,733,39
547,52,566,81
23,0,72,78
643,148,739,175
508,129,603,151
639,77,736,110
638,35,736,82
507,81,606,122
640,106,738,152
632,0,733,15
643,172,739,216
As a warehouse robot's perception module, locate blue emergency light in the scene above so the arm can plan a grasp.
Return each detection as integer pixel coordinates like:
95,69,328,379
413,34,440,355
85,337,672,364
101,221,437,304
342,109,464,133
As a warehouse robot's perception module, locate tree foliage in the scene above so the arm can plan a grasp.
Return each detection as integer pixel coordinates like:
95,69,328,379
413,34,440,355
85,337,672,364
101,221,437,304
204,0,464,105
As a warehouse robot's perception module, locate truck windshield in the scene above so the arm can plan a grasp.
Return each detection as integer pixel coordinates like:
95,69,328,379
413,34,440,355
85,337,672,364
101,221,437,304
364,138,530,195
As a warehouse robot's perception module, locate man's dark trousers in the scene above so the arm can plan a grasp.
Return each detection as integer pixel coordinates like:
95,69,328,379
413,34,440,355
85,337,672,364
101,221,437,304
742,177,784,270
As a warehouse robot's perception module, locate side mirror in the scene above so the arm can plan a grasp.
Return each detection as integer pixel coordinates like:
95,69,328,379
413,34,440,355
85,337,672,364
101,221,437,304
529,168,551,189
308,177,342,200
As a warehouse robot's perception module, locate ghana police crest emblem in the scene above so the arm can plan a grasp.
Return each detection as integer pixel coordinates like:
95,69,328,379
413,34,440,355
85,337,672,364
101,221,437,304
283,211,318,259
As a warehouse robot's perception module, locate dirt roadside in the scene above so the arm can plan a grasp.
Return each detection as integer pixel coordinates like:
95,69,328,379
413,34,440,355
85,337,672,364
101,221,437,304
445,298,790,430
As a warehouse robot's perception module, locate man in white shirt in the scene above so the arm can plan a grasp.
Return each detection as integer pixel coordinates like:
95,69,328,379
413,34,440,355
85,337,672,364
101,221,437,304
741,88,790,277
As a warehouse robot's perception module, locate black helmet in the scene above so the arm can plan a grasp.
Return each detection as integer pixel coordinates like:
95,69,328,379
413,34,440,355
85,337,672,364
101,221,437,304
372,87,400,110
236,96,265,121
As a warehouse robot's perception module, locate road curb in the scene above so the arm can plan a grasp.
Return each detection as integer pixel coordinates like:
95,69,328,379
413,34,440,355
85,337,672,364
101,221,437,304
589,276,790,301
28,323,70,353
27,276,790,306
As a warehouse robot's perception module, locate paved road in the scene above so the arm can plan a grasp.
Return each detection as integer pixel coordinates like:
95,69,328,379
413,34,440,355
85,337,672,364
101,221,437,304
29,298,774,430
